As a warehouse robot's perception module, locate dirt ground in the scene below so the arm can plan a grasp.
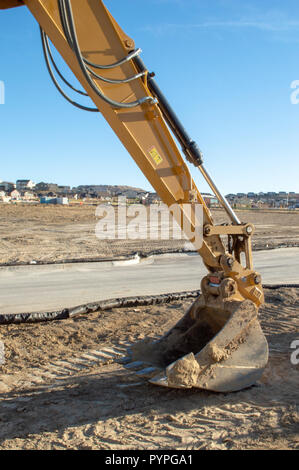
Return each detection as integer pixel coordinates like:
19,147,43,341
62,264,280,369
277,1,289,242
0,287,298,450
0,204,298,264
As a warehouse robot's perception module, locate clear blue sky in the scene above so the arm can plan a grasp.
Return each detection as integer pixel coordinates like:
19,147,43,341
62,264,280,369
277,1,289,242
0,0,298,194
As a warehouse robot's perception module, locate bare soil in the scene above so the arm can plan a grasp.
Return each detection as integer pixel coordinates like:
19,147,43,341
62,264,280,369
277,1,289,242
0,288,298,450
0,204,298,264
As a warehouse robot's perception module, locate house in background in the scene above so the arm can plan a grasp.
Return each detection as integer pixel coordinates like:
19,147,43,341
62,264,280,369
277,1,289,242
0,181,15,192
0,193,11,203
35,182,59,193
202,194,219,208
22,191,36,201
16,180,36,191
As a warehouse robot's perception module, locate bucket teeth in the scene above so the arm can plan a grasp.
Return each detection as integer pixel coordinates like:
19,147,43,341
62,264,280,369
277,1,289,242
149,374,169,387
149,373,190,389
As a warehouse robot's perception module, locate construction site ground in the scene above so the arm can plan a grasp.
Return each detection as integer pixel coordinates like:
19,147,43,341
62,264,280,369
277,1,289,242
0,204,298,264
0,287,298,450
0,204,298,450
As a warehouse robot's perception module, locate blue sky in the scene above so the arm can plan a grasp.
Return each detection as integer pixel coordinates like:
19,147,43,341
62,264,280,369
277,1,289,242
0,0,298,194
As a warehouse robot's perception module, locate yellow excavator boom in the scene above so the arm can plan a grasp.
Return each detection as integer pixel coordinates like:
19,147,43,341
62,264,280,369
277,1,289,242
0,0,268,392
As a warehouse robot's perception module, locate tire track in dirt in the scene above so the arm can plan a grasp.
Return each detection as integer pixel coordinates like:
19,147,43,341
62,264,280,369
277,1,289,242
0,344,132,394
0,290,298,450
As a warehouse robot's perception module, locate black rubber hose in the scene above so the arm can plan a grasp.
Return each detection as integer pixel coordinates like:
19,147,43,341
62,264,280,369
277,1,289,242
60,0,155,109
40,28,99,112
44,33,88,96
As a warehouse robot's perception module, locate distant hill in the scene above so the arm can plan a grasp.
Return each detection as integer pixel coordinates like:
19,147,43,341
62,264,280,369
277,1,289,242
75,185,148,195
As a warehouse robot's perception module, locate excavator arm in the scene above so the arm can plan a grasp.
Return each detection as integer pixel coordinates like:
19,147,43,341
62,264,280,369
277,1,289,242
0,0,268,392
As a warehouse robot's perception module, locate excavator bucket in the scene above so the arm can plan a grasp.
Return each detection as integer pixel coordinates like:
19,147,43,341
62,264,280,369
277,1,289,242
123,277,268,393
